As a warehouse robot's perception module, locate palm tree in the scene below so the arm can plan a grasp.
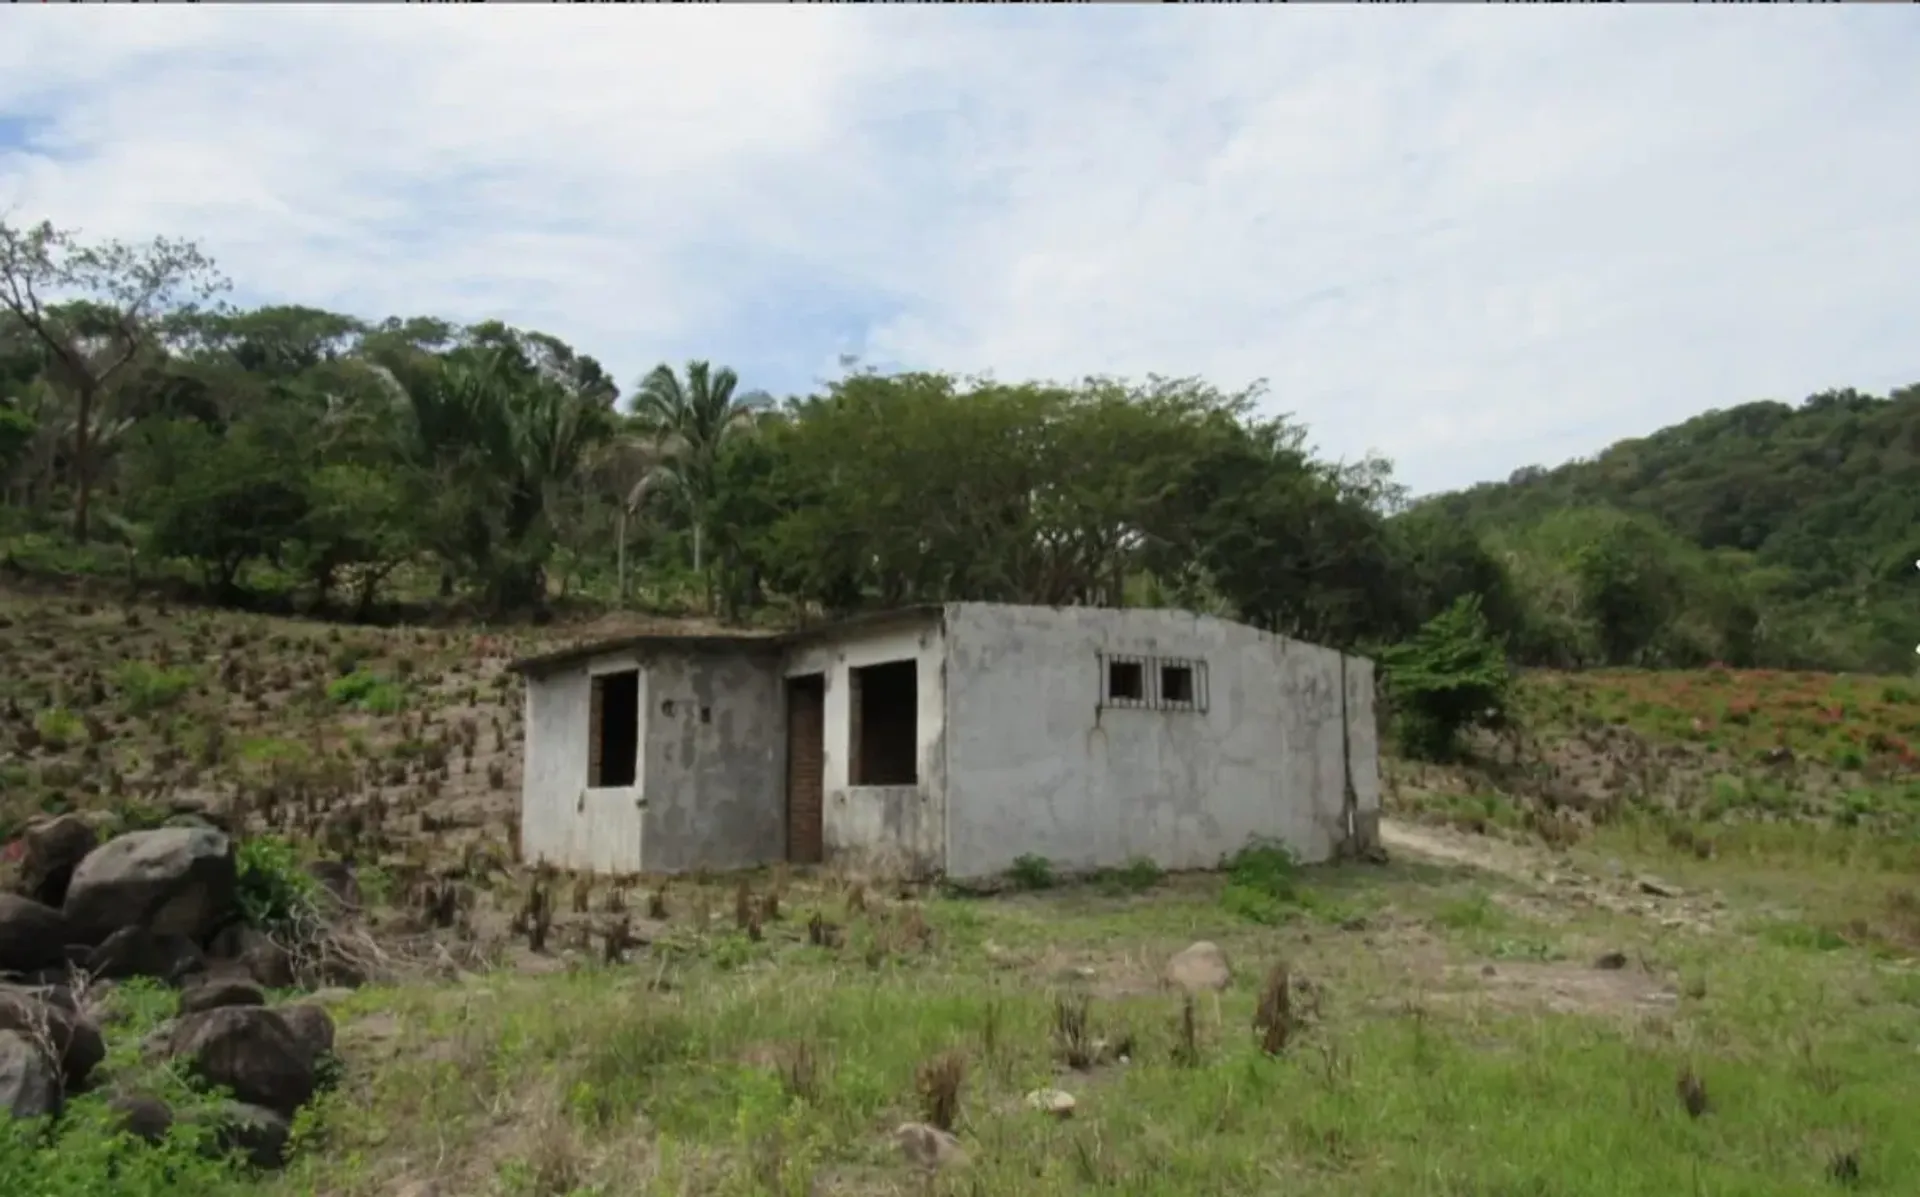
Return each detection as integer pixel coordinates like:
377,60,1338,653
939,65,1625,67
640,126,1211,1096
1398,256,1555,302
627,360,770,601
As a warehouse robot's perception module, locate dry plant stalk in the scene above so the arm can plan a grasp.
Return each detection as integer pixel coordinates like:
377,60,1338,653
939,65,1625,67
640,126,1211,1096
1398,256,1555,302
734,881,753,931
914,1050,965,1131
1254,962,1293,1055
1053,991,1093,1070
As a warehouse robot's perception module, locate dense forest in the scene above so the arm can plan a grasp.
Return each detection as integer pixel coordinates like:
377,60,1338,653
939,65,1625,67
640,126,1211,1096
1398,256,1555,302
2,218,1915,675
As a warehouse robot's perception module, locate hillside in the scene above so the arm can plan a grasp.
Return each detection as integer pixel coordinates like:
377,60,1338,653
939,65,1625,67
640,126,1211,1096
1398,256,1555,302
3,589,1919,1192
1414,384,1920,673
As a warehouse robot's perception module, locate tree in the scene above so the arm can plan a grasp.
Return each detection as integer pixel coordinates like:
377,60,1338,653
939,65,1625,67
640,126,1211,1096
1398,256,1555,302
0,219,228,541
1379,594,1512,762
628,360,771,600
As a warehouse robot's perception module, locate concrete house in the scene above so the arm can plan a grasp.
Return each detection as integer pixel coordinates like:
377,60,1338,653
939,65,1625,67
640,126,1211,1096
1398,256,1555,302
508,603,1382,882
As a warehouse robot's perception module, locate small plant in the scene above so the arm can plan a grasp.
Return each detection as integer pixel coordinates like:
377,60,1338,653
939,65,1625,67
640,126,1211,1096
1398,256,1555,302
1053,991,1094,1069
1095,856,1164,895
113,659,197,715
1220,838,1312,925
1007,853,1055,891
235,835,322,933
325,669,406,714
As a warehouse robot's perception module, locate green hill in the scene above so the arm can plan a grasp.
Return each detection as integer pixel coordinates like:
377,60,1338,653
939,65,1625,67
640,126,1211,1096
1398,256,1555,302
1411,385,1920,673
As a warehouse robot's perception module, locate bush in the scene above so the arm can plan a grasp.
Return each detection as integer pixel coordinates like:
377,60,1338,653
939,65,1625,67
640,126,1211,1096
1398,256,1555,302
1006,854,1055,891
113,661,198,715
235,835,321,934
1380,593,1512,761
1219,838,1309,925
324,669,406,715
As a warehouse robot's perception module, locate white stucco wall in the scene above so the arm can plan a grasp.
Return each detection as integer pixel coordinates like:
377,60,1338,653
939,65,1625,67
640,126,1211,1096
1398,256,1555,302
520,651,647,873
940,603,1379,880
782,614,946,876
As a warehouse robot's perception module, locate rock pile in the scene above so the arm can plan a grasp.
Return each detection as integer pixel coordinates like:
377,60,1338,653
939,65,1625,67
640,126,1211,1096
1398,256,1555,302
0,814,359,1169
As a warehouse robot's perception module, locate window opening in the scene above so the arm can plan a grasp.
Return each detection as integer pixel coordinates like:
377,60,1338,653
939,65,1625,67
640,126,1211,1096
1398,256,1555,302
1161,663,1195,705
589,669,639,787
849,659,918,785
1107,659,1145,702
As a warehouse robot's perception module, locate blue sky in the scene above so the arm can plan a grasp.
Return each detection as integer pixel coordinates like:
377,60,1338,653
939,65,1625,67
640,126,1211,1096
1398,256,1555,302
2,7,1918,496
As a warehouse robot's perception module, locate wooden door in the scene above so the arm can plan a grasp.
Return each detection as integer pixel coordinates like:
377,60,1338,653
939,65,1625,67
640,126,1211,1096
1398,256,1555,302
785,674,826,864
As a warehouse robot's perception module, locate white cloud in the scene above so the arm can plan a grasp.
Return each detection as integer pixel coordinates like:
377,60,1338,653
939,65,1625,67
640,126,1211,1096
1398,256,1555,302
2,7,1916,493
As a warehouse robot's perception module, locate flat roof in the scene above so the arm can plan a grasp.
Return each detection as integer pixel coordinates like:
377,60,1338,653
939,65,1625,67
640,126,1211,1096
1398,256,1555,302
507,603,943,677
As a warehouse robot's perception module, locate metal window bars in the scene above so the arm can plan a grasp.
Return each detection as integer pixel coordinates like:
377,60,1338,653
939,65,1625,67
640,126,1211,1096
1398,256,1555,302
1098,653,1208,713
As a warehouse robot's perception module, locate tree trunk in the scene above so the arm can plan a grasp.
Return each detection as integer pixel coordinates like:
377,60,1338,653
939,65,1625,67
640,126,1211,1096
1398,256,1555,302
72,381,94,543
616,505,629,603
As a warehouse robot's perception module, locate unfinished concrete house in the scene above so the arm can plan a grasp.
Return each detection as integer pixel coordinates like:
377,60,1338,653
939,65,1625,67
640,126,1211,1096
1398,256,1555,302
508,603,1381,882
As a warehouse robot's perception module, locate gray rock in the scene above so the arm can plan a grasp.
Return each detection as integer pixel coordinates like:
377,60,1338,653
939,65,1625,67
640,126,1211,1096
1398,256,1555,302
179,977,267,1016
0,990,103,1091
0,894,73,975
108,1093,174,1144
169,1006,315,1117
275,1003,336,1064
206,1100,290,1169
895,1121,967,1170
86,925,207,984
15,815,97,909
1164,941,1232,993
206,923,294,990
0,1029,60,1121
63,827,238,945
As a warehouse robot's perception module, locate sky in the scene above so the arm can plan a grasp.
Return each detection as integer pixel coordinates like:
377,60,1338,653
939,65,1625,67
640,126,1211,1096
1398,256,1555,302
2,7,1917,497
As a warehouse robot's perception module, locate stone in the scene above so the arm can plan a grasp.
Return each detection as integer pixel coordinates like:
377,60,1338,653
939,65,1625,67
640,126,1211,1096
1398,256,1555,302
895,1121,967,1170
0,986,103,1091
207,1101,291,1169
275,1003,336,1065
1164,941,1232,993
86,925,207,984
169,1006,315,1117
305,860,361,913
15,815,97,908
0,894,74,975
1593,951,1629,970
1638,877,1682,899
1024,1088,1076,1118
207,923,295,990
63,827,238,945
108,1093,174,1144
179,977,268,1016
0,1029,60,1121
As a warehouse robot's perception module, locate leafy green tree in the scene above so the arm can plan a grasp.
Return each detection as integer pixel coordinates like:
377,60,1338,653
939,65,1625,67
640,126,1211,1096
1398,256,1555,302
125,418,308,596
628,359,770,600
1379,594,1512,762
0,219,228,541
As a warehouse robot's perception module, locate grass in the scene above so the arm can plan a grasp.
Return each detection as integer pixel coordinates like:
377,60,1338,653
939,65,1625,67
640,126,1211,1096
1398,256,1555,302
248,862,1919,1195
4,586,1920,1191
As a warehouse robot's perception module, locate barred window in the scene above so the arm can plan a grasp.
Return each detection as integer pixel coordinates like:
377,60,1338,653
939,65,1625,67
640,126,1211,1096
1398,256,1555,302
1099,653,1208,713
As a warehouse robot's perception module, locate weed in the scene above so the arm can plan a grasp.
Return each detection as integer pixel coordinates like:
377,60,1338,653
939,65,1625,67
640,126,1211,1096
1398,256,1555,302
914,1050,965,1131
1007,853,1055,891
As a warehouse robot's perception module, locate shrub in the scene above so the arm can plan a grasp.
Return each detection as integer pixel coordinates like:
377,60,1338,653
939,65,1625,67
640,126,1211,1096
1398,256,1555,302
1220,838,1308,925
1007,854,1055,891
113,660,198,715
235,835,322,934
325,669,406,714
1380,593,1512,761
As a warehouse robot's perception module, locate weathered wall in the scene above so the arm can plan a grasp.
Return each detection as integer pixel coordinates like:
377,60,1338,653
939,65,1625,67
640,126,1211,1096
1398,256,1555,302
783,614,946,877
519,651,648,873
640,647,787,874
941,604,1380,880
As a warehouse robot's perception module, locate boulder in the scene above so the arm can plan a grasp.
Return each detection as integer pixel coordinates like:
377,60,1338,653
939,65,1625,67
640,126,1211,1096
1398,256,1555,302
0,1029,60,1121
1164,941,1232,993
15,815,97,908
275,1003,336,1065
0,989,103,1090
305,860,361,913
0,894,73,975
86,925,207,984
63,827,238,945
169,1006,315,1117
108,1093,174,1144
895,1122,967,1170
207,923,294,990
179,977,267,1017
206,1101,290,1169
